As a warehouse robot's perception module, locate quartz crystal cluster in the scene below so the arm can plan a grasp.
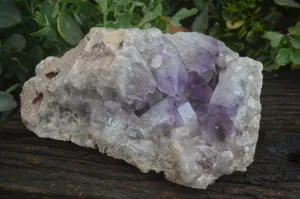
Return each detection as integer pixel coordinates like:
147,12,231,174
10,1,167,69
20,28,263,189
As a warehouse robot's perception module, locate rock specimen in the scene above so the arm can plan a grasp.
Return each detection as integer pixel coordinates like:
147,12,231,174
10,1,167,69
20,27,263,189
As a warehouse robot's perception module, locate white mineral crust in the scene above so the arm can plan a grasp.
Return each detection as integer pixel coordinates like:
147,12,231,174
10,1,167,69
20,27,263,189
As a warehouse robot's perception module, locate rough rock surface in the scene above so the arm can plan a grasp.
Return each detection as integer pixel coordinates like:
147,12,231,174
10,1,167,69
20,28,263,189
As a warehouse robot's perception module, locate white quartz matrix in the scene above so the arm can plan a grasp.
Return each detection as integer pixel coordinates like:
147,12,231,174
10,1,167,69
21,27,263,189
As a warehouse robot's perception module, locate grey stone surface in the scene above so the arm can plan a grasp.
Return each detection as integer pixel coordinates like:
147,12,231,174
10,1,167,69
20,28,263,189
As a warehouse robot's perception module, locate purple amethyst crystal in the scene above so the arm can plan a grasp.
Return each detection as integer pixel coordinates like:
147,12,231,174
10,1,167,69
153,55,189,97
190,83,212,104
20,28,263,190
187,71,205,87
201,105,235,143
203,114,234,142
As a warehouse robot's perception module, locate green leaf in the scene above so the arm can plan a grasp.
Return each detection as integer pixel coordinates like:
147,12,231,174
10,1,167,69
80,2,102,18
10,57,29,84
42,40,64,54
96,0,108,15
6,83,20,93
73,12,84,26
30,46,44,65
39,2,53,19
0,0,21,28
0,110,12,125
155,16,168,32
291,35,300,49
57,12,84,46
191,5,208,33
264,63,281,72
246,30,261,44
288,23,300,35
52,2,60,18
226,41,244,53
113,4,132,28
237,25,247,39
291,49,300,64
129,1,145,16
138,0,163,27
60,0,86,3
281,35,290,45
248,2,256,8
226,20,245,30
264,12,282,24
73,7,98,30
0,92,17,112
193,0,206,9
171,8,198,27
263,31,284,47
96,0,108,25
141,23,152,29
117,0,131,6
131,11,143,25
34,12,47,26
39,1,56,25
11,57,29,74
274,0,300,8
31,26,58,42
275,48,291,66
4,34,26,50
102,21,113,27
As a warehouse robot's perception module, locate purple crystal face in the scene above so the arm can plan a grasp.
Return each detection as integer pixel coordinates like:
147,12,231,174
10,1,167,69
200,104,235,144
118,35,237,144
153,54,189,97
190,83,212,103
202,114,234,143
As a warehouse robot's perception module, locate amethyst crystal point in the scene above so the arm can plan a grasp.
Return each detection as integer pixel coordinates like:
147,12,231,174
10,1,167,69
201,105,235,144
20,28,263,189
165,32,219,74
153,54,189,96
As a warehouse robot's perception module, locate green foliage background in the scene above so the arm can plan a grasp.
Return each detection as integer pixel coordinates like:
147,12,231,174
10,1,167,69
0,0,300,123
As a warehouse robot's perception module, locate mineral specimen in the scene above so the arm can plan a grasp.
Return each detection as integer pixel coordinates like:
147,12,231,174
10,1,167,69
20,28,263,189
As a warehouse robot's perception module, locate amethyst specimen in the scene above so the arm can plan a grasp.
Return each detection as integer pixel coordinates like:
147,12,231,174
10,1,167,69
20,28,263,189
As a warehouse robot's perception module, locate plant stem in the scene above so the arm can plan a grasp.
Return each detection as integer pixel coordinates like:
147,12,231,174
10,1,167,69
6,84,20,93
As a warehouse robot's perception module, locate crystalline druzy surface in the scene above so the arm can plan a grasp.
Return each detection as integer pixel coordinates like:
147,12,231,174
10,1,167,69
20,28,263,189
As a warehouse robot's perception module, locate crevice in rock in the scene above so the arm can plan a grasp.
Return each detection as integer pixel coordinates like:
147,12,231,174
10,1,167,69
45,71,59,79
134,103,150,117
32,93,43,105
